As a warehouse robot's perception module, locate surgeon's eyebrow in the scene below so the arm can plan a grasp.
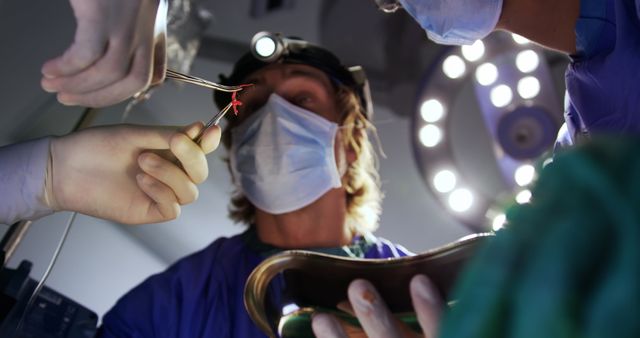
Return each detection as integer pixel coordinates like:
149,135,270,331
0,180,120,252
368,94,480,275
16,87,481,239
245,67,332,89
286,68,333,90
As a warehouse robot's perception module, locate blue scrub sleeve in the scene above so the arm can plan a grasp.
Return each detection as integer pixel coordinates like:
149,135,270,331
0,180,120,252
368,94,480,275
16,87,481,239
98,239,233,338
99,274,175,338
0,138,54,224
565,0,640,137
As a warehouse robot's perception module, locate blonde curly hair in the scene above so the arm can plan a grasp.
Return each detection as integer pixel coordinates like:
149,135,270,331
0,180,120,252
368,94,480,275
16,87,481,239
221,85,382,234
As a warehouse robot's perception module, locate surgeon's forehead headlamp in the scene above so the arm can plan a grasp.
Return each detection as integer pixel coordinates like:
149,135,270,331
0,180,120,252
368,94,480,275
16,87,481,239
214,31,373,119
250,31,309,63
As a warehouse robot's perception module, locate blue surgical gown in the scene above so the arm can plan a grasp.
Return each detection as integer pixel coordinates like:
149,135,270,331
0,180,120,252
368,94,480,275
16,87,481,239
98,228,410,338
559,0,640,146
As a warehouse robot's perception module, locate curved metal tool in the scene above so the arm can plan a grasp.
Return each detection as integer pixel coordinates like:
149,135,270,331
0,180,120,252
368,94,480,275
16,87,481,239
144,0,245,94
127,0,244,139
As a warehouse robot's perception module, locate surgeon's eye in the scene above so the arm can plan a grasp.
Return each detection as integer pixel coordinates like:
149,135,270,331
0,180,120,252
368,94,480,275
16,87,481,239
292,94,313,108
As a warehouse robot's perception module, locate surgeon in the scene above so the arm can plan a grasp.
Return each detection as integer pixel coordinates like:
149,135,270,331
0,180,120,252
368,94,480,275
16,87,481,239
97,33,436,338
376,0,640,147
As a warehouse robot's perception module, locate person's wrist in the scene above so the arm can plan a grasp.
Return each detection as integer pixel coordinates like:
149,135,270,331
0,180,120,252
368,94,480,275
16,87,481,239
46,136,67,212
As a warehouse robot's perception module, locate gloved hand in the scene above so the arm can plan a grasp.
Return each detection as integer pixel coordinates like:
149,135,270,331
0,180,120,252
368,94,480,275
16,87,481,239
311,275,442,338
46,122,220,224
41,0,159,107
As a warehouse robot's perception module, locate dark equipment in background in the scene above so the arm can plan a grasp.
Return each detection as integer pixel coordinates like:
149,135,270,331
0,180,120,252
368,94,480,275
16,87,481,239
0,260,97,338
0,108,106,338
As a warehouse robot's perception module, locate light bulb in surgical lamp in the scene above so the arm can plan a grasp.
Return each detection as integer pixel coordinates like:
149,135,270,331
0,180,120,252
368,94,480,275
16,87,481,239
461,40,485,62
516,190,532,204
448,188,474,212
433,170,457,193
514,164,536,186
516,50,540,73
443,55,466,79
490,85,513,108
492,213,507,231
420,99,445,123
512,33,530,45
518,76,541,99
419,124,443,148
254,36,277,58
476,63,498,86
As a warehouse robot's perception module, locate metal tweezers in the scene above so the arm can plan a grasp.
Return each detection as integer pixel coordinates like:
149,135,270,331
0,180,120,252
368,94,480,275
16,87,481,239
132,0,246,143
164,70,242,143
165,69,243,93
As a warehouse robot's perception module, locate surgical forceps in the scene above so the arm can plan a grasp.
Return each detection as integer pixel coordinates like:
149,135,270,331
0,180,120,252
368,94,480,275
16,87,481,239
131,0,246,143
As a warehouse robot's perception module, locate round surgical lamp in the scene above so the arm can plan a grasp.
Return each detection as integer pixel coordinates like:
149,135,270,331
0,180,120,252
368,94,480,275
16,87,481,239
411,32,565,231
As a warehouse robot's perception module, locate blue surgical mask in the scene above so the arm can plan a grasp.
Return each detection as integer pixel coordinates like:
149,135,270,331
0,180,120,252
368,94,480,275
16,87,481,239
398,0,503,45
229,93,342,214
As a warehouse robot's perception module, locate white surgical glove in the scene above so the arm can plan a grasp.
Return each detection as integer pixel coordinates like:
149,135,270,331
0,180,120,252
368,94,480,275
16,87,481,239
312,274,443,338
41,0,159,107
47,122,220,224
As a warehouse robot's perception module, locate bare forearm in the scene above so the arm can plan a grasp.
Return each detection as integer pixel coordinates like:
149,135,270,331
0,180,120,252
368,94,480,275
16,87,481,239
497,0,580,54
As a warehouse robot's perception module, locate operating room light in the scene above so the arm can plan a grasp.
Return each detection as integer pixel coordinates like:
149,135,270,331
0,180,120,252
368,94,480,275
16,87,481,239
433,170,457,193
420,99,445,123
516,189,532,204
514,164,536,186
475,62,498,86
516,50,540,73
492,213,506,231
419,125,443,147
461,40,485,62
490,85,513,108
254,36,277,58
512,33,530,45
443,55,466,79
411,32,562,230
448,188,474,212
518,76,541,99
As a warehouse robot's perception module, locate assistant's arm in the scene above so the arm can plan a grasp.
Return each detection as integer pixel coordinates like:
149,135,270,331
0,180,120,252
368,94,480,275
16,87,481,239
496,0,580,54
0,122,220,225
0,138,55,224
